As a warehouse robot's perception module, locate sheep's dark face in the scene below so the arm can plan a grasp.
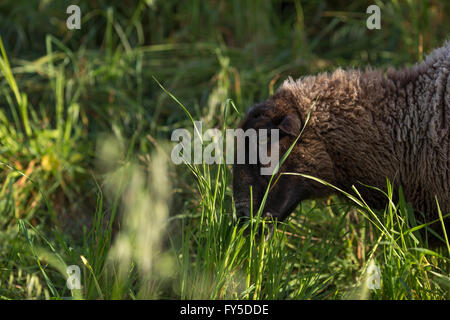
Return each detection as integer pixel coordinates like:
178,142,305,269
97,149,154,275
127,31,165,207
233,90,335,223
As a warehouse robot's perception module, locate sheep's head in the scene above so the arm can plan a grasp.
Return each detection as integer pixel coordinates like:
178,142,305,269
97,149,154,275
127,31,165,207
232,89,335,222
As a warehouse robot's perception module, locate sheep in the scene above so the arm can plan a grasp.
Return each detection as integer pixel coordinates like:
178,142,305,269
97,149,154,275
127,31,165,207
233,42,449,239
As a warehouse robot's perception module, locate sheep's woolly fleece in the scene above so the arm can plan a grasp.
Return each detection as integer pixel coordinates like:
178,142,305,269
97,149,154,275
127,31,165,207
278,42,449,224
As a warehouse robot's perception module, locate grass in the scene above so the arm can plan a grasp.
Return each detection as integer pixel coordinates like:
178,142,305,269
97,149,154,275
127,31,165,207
0,0,449,300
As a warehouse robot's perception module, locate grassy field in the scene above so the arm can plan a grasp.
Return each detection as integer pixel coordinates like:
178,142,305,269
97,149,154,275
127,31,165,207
0,0,449,300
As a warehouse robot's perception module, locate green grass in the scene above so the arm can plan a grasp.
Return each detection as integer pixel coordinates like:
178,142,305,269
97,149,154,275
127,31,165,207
0,0,449,300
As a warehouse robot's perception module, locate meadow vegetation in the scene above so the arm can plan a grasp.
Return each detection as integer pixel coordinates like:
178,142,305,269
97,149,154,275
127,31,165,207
0,0,449,299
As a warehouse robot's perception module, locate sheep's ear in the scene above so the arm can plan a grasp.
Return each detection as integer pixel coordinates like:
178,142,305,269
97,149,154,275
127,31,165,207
278,114,301,137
